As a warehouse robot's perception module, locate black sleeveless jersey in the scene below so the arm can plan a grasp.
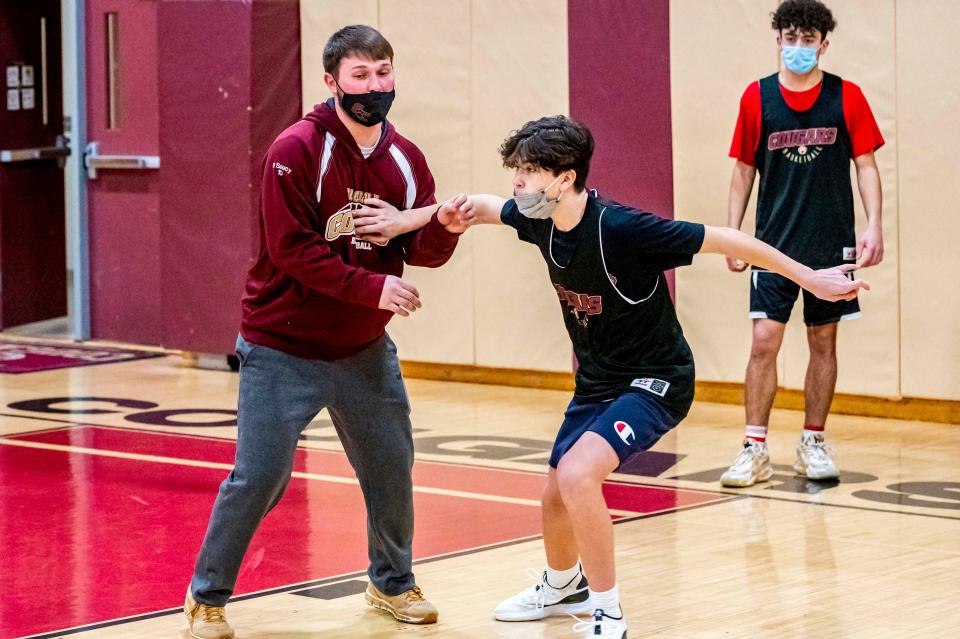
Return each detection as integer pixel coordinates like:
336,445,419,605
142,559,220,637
754,72,856,269
502,193,704,417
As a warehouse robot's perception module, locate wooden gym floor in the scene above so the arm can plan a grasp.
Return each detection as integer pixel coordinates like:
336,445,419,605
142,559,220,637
1,344,957,639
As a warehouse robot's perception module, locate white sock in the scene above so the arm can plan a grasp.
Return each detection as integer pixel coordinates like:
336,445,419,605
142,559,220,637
588,584,621,616
745,424,768,443
803,424,825,441
545,562,581,589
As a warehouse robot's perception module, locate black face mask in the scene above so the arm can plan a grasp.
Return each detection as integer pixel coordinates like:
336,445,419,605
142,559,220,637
336,81,396,127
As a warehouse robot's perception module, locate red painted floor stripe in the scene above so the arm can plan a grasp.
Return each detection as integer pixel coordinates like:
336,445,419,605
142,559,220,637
13,427,726,512
0,427,729,638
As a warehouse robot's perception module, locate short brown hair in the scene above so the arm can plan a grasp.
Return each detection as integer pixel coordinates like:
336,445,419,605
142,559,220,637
500,116,595,192
323,25,394,78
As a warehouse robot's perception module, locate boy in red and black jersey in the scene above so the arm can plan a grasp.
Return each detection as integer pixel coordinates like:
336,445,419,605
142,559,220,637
721,0,885,488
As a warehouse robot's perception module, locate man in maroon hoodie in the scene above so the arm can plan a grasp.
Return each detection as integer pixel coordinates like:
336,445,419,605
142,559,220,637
184,25,465,639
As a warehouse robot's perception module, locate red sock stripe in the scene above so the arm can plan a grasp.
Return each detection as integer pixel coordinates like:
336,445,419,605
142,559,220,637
803,424,825,432
745,425,768,442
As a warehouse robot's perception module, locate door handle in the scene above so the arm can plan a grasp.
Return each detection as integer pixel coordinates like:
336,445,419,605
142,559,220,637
84,141,160,180
0,136,71,164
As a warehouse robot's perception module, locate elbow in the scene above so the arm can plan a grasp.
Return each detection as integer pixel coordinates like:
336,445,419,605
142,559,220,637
701,226,737,254
266,240,308,277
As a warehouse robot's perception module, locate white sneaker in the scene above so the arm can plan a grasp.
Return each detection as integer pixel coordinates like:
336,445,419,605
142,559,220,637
184,589,234,639
571,608,628,638
720,440,773,487
494,567,592,621
794,434,839,480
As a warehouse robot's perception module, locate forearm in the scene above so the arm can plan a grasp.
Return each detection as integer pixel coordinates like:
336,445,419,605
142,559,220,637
469,194,508,225
399,202,442,234
856,162,882,228
701,226,813,287
728,161,756,229
404,213,460,267
268,238,386,307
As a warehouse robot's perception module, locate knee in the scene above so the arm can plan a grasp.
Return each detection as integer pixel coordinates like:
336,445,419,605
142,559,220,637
751,326,784,361
542,480,566,512
231,463,292,501
555,461,600,501
807,329,837,358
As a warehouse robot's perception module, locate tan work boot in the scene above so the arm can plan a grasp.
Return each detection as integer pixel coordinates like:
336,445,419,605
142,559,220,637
184,589,235,639
364,582,439,624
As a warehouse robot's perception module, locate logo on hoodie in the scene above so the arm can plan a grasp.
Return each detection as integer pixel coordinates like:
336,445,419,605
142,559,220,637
272,162,291,176
325,188,388,249
326,202,361,241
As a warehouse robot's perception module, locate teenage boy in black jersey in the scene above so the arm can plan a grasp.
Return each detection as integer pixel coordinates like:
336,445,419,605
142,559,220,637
453,115,867,639
722,0,885,488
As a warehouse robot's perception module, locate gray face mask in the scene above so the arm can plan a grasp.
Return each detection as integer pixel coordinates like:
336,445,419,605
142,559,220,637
514,175,563,219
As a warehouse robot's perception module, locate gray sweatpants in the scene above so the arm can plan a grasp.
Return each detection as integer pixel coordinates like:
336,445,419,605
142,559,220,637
190,334,415,606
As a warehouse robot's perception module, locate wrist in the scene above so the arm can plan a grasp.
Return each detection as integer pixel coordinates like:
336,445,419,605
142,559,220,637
797,265,816,289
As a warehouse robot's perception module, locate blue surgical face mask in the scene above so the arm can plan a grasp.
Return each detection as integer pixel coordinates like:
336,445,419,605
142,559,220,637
781,44,819,74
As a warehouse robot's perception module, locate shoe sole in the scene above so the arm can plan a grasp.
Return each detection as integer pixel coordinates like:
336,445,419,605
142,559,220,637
794,461,839,480
185,630,234,639
184,622,234,639
184,595,235,639
364,591,438,624
494,598,594,621
720,465,773,487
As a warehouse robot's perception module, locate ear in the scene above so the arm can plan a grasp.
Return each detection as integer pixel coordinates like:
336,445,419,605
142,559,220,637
561,169,576,191
323,71,339,97
820,39,830,55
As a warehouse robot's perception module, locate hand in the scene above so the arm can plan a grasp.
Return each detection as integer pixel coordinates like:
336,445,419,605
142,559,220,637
856,223,884,267
726,256,748,272
805,263,870,302
453,195,478,227
437,194,470,233
353,198,406,244
378,275,422,317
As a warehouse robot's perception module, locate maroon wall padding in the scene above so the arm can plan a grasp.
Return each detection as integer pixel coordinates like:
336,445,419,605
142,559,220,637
567,0,678,293
157,0,301,353
250,1,303,260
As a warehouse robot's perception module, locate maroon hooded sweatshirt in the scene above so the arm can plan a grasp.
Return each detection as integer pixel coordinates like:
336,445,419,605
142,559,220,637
240,99,459,360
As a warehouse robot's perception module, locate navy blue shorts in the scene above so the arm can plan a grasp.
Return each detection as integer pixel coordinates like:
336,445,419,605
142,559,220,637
549,391,682,469
749,269,861,326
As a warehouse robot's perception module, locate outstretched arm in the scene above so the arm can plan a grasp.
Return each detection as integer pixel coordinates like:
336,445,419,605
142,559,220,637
352,199,442,244
455,194,508,226
401,195,470,268
699,226,869,302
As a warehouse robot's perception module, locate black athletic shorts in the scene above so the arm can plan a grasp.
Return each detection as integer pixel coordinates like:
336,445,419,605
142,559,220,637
749,269,861,326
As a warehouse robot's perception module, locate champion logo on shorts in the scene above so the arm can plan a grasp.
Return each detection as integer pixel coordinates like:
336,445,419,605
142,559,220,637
614,421,635,445
630,377,670,397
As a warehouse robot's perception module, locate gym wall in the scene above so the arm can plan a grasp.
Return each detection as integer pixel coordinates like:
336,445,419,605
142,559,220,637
299,0,960,402
301,0,574,373
672,0,960,402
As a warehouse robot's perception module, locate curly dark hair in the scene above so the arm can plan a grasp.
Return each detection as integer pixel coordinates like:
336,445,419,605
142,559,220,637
499,116,595,192
771,0,836,37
